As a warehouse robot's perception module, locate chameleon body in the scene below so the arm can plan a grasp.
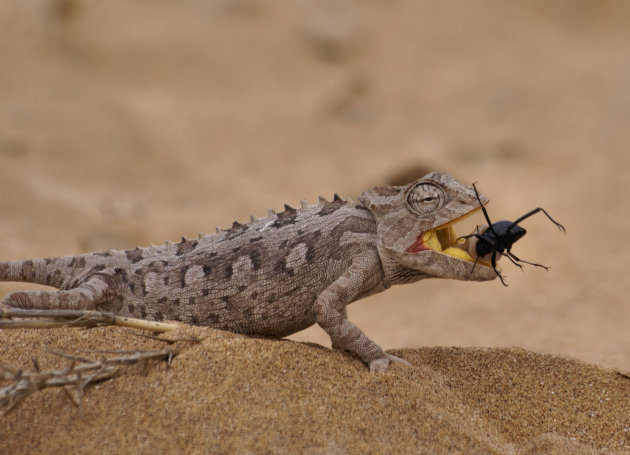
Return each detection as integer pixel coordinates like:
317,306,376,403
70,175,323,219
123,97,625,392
0,172,496,372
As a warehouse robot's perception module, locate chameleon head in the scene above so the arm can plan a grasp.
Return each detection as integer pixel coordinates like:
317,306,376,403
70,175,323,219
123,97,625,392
359,172,497,281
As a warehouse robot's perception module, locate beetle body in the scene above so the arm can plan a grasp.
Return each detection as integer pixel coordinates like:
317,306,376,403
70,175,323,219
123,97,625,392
475,221,526,259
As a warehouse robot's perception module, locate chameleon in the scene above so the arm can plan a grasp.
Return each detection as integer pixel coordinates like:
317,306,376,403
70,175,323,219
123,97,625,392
0,172,498,372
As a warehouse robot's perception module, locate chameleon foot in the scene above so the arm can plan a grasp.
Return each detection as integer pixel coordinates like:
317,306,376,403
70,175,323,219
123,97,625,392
369,353,411,373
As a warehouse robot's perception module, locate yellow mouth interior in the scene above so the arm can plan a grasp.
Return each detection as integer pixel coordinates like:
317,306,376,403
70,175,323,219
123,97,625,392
422,225,476,262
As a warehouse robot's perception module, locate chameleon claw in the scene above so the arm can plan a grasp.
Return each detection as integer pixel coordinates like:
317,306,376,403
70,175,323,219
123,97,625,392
387,353,411,366
369,353,411,373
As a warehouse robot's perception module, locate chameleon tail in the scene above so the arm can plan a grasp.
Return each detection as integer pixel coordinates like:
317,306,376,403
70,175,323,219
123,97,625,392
0,257,83,289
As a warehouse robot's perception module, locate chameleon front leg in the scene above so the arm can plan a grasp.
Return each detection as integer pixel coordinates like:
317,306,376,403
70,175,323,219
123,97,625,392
312,253,409,373
330,307,347,352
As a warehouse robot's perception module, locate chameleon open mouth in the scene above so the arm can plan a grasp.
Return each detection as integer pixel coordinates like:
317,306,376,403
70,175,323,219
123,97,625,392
405,208,485,264
407,224,475,262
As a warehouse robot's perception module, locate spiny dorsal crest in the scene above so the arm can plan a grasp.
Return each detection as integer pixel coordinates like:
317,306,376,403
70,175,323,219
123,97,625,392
204,193,350,240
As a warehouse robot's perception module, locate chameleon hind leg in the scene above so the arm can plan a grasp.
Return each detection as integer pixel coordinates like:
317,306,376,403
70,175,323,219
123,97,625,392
2,276,110,311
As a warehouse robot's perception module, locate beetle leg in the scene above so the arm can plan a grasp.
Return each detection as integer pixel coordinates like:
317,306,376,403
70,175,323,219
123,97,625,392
468,254,481,276
456,232,483,241
491,250,508,286
506,250,550,271
504,251,524,271
457,225,486,243
507,208,566,234
459,229,486,276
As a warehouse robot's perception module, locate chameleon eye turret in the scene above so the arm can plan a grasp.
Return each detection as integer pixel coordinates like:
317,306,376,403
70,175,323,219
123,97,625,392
406,183,446,215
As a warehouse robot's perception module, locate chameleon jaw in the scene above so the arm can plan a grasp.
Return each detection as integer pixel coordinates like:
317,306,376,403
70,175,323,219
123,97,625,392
405,208,493,267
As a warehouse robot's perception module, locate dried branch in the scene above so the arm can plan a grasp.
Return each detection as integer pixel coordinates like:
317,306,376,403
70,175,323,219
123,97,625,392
0,307,179,332
0,348,176,415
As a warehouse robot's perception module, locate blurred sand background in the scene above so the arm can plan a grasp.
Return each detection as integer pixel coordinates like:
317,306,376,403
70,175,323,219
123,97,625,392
1,0,630,453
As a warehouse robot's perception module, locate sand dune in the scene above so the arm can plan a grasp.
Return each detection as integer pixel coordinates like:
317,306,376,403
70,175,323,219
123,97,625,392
2,326,628,454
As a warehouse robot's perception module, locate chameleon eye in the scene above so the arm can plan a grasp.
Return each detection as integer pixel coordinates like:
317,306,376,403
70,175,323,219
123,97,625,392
407,183,446,215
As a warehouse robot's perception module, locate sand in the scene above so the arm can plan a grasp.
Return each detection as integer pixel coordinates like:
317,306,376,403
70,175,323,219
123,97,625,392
2,326,629,454
1,0,630,453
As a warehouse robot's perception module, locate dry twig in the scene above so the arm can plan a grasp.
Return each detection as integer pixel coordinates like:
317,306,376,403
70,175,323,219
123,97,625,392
0,307,184,413
0,307,178,332
0,348,176,414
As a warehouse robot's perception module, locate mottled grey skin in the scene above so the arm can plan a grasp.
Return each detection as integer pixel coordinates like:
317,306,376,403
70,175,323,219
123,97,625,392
0,172,496,372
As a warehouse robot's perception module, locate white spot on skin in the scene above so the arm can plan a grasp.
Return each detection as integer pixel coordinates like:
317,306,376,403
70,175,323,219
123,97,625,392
185,265,205,286
143,272,160,295
286,243,308,270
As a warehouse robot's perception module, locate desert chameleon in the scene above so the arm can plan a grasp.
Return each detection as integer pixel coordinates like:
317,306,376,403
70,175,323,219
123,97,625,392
0,172,497,372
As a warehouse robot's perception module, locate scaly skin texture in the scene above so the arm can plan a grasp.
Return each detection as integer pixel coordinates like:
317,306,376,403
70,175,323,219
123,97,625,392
0,172,496,372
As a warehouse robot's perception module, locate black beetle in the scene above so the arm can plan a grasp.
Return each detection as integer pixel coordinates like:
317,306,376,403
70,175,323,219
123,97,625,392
459,183,566,286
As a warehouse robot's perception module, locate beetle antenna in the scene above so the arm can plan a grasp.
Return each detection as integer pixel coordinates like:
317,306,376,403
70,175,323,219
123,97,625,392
472,183,499,238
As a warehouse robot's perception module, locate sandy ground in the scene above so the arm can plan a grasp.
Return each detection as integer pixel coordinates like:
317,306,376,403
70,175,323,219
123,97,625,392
2,326,629,454
1,0,630,453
